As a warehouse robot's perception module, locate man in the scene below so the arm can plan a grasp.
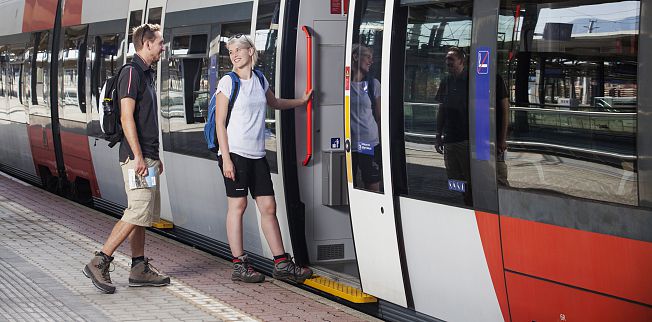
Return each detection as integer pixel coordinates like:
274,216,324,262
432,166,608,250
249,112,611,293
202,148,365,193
84,24,169,294
435,47,473,206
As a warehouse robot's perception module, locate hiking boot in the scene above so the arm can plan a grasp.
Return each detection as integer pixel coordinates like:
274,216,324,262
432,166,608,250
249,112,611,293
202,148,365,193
231,254,265,283
129,258,170,287
273,256,313,284
83,252,116,294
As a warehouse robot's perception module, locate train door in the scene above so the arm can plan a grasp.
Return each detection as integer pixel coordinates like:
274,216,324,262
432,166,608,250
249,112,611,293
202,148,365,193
289,0,364,290
343,0,408,307
124,0,174,223
378,0,506,320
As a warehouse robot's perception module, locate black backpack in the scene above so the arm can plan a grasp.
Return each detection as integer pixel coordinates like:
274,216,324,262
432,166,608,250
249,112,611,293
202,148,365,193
99,62,145,147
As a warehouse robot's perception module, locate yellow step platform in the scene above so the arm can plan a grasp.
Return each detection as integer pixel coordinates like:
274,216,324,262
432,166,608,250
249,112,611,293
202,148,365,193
152,219,173,229
303,275,377,304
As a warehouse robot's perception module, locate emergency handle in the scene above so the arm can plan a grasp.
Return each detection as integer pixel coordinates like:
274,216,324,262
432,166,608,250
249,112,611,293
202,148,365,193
301,25,313,166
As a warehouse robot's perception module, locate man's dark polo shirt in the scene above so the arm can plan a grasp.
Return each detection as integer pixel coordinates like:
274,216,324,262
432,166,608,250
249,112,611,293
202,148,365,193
117,53,159,162
436,71,469,143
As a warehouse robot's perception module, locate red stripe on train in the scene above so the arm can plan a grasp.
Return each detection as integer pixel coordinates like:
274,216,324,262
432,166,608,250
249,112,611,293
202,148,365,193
506,272,652,321
501,216,652,305
476,211,510,322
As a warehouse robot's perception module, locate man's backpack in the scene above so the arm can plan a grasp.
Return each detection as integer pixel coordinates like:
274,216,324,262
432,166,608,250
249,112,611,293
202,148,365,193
99,62,145,148
204,69,266,153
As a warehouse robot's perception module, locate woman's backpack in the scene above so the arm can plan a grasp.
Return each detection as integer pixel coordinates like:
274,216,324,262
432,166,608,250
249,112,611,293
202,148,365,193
204,69,265,153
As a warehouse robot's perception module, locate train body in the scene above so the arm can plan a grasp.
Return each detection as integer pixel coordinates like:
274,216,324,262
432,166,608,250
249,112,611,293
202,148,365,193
0,0,650,321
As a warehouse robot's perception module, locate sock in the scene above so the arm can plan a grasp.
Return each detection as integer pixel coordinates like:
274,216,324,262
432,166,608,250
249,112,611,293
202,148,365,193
232,254,245,263
98,251,113,260
273,253,288,264
132,256,145,267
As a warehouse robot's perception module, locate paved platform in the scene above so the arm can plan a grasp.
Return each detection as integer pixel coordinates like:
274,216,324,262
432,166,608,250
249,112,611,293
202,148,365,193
0,173,378,322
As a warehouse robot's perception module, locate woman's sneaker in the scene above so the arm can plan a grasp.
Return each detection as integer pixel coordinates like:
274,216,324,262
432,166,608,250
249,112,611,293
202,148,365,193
129,258,170,287
272,255,313,284
232,254,265,283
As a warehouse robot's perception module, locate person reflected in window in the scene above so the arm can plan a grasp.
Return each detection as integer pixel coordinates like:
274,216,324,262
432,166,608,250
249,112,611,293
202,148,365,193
496,74,509,186
350,43,382,192
435,47,472,206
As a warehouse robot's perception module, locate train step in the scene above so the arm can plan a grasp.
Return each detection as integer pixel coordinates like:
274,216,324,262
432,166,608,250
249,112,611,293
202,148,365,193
304,275,377,304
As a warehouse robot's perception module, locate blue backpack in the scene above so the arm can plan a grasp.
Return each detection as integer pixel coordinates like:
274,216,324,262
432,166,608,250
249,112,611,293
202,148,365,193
204,69,266,153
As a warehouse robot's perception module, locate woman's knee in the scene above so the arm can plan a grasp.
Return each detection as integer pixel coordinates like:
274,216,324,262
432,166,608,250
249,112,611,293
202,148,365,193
228,197,248,214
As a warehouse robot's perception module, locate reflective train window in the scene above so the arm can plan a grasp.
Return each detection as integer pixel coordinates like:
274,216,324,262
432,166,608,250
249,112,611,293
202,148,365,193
60,25,88,123
5,44,28,123
254,0,281,173
127,10,143,61
28,31,51,118
497,0,640,205
164,31,211,158
399,1,474,206
89,34,122,138
350,0,386,193
0,48,6,119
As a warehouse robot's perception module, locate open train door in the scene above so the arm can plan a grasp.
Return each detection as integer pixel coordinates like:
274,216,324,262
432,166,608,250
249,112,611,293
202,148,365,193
125,0,174,224
343,0,408,307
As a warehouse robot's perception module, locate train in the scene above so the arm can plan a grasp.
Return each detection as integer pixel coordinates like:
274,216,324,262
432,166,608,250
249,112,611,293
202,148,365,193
0,0,650,321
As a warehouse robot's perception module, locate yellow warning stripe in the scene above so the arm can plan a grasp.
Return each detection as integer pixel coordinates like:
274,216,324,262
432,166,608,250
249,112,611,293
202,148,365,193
303,275,376,304
152,219,174,229
344,95,352,183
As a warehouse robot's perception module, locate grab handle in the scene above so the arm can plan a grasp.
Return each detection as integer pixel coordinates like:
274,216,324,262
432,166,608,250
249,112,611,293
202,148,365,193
301,25,313,166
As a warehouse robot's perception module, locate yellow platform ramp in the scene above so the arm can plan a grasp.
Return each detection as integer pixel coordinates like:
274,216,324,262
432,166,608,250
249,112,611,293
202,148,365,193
152,219,173,229
303,275,377,304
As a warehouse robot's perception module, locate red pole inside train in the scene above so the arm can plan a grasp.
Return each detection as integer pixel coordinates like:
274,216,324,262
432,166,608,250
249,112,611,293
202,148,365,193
301,25,313,166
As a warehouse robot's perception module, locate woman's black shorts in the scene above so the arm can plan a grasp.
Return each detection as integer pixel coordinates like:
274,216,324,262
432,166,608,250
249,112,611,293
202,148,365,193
218,153,275,198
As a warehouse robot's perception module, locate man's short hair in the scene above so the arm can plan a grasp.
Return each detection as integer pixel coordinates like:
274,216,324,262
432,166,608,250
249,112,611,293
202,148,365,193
447,46,466,61
133,24,161,51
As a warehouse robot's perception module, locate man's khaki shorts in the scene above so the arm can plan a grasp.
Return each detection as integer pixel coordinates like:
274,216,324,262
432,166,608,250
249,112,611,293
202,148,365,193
120,158,160,227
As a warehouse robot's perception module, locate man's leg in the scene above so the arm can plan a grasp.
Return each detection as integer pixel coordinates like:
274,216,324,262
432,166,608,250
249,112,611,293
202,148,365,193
101,220,139,256
129,226,145,258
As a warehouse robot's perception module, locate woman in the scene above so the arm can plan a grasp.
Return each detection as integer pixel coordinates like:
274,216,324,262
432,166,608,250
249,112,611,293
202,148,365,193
215,34,313,283
350,43,382,192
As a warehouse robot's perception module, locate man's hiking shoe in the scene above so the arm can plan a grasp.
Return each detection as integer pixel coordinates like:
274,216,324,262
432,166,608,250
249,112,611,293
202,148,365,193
231,254,265,283
129,258,170,287
273,256,313,284
83,252,116,294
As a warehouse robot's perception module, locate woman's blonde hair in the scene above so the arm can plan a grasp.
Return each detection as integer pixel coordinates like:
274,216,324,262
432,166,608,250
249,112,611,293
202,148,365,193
227,34,258,69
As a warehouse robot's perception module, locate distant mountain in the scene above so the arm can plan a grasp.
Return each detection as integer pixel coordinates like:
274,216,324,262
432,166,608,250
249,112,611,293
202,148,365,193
568,16,639,34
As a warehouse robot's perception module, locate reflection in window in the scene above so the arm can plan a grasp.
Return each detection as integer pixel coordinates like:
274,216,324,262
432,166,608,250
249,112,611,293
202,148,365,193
147,7,162,25
60,25,88,122
89,34,122,137
29,31,51,118
350,0,386,193
399,1,474,206
163,31,212,158
255,0,281,173
0,50,6,119
5,45,28,123
497,0,640,205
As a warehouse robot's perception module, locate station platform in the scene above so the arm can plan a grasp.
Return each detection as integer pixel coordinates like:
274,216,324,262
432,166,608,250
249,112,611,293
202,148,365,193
0,173,378,322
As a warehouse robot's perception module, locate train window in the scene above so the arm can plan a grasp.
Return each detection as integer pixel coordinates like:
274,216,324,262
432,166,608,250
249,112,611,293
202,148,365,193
6,45,27,123
0,49,6,119
60,25,88,123
29,31,51,118
163,30,212,158
254,0,281,173
398,1,475,207
89,33,122,137
497,0,640,205
147,7,162,25
127,10,143,61
350,0,387,193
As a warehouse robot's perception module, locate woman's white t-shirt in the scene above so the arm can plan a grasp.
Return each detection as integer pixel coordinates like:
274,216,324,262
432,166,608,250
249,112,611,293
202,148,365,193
215,73,270,159
350,78,381,151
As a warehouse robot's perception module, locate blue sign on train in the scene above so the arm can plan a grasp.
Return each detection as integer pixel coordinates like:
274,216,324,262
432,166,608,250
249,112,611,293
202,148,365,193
331,138,341,149
448,179,467,193
477,50,489,75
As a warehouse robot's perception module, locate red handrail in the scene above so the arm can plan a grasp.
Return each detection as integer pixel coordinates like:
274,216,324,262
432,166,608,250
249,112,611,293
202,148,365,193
301,25,313,166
